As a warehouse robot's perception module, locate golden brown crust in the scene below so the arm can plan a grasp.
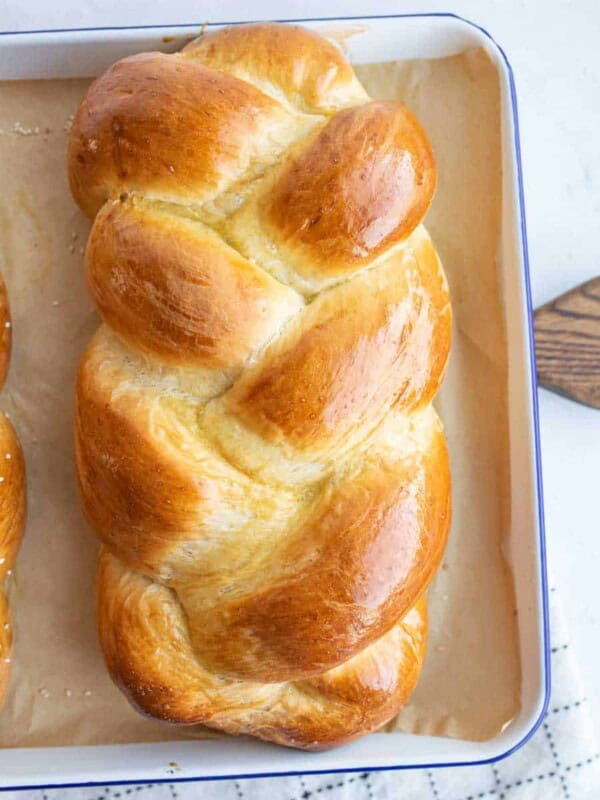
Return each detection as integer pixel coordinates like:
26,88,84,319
85,198,302,369
181,23,369,113
68,52,297,218
223,227,450,452
0,415,26,702
0,280,26,709
69,22,451,749
75,331,449,680
74,326,300,578
97,549,427,750
264,101,436,277
74,343,202,568
0,416,25,586
180,420,449,682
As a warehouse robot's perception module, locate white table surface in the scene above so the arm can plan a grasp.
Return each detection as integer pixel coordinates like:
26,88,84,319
3,0,600,740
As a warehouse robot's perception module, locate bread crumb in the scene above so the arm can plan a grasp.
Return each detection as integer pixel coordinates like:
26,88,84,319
12,122,41,137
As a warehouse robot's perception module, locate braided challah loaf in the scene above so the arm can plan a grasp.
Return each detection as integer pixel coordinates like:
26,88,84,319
68,23,451,749
0,278,26,708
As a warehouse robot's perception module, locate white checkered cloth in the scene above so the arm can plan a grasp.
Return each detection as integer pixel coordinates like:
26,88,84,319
7,583,600,800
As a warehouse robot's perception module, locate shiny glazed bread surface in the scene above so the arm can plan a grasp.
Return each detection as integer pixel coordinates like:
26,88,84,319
68,22,452,750
0,278,26,707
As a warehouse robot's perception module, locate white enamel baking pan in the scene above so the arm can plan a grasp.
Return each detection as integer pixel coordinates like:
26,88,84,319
0,13,549,790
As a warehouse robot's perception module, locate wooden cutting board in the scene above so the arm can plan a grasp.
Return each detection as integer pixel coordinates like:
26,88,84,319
534,277,600,409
